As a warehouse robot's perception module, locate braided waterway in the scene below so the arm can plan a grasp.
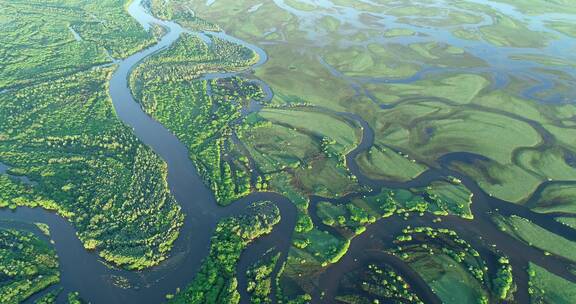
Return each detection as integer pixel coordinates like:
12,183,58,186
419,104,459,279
1,0,575,303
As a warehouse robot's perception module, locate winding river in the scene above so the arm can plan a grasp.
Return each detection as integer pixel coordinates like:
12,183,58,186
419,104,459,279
5,1,296,303
2,0,576,303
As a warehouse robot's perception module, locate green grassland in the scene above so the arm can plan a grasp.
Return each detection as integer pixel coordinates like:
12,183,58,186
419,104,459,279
528,263,576,304
0,68,184,270
242,108,362,199
386,1,483,24
324,42,484,80
517,148,576,181
557,217,576,229
355,144,428,182
547,21,576,38
451,159,543,203
0,227,60,303
453,2,556,48
493,0,576,15
383,28,417,38
493,214,576,262
416,181,474,219
378,107,541,165
365,74,489,105
258,46,356,111
243,123,319,173
529,183,576,214
258,108,360,155
366,76,576,203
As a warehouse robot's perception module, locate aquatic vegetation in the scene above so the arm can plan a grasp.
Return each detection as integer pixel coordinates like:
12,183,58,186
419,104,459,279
169,201,280,304
492,214,576,262
34,287,63,304
355,145,428,182
390,227,494,303
528,263,576,304
67,291,86,304
336,263,424,304
242,107,362,199
0,227,59,303
246,251,281,304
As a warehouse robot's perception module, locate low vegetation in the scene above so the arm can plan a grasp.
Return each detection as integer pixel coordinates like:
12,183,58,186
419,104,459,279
493,214,576,262
389,227,500,303
528,263,576,303
336,263,424,304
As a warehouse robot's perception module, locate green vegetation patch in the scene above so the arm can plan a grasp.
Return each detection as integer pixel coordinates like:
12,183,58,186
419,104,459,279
416,181,474,219
243,109,361,199
366,74,488,105
336,263,424,304
453,4,555,48
243,123,319,174
557,217,576,229
259,108,360,155
0,227,59,303
517,147,576,181
355,145,428,182
131,33,261,205
170,201,280,304
148,0,220,31
0,0,157,89
67,291,87,304
528,263,576,304
390,227,492,304
450,159,543,203
246,251,281,304
406,109,541,164
34,287,63,304
0,68,184,270
493,214,576,262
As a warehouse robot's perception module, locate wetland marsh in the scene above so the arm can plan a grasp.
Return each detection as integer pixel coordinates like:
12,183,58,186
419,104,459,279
0,0,575,303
